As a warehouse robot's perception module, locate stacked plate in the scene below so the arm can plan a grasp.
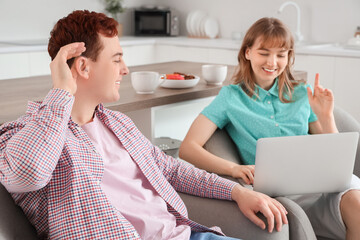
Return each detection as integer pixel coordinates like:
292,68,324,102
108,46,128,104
186,10,219,39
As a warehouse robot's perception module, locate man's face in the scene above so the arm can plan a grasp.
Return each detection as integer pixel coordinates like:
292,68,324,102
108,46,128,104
87,35,129,103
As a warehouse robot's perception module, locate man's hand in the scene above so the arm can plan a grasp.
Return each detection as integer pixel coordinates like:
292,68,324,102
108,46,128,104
231,184,288,233
50,42,86,95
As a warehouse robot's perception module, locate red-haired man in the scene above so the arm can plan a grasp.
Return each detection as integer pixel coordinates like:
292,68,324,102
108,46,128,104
0,10,287,239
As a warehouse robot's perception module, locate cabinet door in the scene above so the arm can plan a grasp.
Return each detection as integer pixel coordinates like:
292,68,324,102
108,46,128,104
333,57,360,121
122,45,155,67
208,48,238,66
0,53,30,80
294,54,336,89
155,45,179,63
29,51,51,76
174,46,209,63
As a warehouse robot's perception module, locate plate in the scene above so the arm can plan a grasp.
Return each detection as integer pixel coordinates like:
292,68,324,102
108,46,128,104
192,11,207,37
160,75,200,89
186,11,196,36
204,16,219,39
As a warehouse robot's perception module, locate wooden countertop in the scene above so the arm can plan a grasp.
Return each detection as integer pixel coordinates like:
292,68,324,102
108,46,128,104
0,61,307,124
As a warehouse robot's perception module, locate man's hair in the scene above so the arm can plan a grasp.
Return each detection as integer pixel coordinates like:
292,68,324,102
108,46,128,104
48,10,118,67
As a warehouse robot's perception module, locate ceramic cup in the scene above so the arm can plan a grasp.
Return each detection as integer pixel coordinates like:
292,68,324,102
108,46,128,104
131,71,165,94
201,65,227,85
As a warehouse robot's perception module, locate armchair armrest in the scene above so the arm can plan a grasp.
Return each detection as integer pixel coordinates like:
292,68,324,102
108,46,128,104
178,192,289,240
334,106,360,177
0,184,38,240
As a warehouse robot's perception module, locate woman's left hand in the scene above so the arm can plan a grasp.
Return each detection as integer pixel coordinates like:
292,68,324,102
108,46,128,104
307,73,334,118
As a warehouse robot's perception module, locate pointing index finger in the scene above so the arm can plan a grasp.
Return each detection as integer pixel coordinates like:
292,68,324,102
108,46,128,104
314,73,320,88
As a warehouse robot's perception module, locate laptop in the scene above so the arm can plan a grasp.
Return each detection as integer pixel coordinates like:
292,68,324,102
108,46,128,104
251,132,359,197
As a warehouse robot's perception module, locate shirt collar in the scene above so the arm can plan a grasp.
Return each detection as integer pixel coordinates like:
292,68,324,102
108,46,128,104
255,78,279,101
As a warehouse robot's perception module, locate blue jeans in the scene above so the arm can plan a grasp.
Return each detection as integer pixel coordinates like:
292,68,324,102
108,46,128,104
190,231,241,240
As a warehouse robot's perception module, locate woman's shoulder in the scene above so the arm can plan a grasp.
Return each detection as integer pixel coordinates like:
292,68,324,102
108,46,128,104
219,84,243,94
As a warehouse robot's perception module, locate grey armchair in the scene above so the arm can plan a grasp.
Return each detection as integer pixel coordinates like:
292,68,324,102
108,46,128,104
201,106,360,240
0,106,358,240
0,177,291,240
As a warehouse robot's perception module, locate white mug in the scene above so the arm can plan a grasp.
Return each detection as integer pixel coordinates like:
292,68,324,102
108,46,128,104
202,65,228,85
131,71,165,94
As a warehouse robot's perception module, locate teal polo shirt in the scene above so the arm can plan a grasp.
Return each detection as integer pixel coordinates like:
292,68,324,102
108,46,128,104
201,80,317,165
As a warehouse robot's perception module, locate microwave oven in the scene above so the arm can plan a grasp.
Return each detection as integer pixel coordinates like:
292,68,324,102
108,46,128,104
134,8,179,36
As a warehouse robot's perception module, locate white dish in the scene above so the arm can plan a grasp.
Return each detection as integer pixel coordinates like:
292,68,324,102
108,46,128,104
186,12,196,36
160,75,200,89
204,16,219,39
192,11,207,37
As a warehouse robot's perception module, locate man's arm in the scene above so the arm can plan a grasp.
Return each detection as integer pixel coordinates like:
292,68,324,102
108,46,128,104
0,43,85,193
231,184,288,233
151,145,288,232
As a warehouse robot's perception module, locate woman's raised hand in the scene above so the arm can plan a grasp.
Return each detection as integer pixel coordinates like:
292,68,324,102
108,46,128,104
307,73,334,118
50,42,86,95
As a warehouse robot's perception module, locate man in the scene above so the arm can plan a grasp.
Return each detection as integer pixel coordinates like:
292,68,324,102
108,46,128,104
0,10,287,239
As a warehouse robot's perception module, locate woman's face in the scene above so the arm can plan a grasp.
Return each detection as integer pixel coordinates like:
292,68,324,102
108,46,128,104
245,37,289,90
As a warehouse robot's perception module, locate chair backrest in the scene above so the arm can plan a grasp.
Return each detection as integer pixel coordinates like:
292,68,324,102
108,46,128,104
203,128,243,164
333,106,360,177
0,184,38,239
204,106,360,177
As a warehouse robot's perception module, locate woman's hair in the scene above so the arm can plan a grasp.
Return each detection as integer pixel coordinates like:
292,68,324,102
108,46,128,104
48,10,118,67
233,17,302,102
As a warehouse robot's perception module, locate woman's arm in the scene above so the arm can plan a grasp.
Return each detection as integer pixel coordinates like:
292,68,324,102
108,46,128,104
179,114,255,184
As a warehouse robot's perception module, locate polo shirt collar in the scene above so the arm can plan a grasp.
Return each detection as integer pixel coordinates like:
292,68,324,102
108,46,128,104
255,78,279,101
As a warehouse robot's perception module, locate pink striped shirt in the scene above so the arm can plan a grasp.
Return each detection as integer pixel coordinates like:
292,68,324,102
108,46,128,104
82,115,191,239
0,89,238,239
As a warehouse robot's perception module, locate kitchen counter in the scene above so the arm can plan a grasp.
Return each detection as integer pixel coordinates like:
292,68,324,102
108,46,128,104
0,61,307,124
1,36,360,58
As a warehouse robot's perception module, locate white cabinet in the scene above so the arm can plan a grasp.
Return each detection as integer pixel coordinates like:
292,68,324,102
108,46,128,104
29,52,51,76
207,48,238,66
122,44,155,67
1,41,359,122
155,45,179,63
0,52,30,80
333,57,360,121
155,45,238,66
294,54,360,121
294,54,336,89
0,51,51,80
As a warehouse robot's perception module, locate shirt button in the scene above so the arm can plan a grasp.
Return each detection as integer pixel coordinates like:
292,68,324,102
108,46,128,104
270,115,274,119
133,232,139,238
64,95,71,101
267,101,271,104
275,123,279,127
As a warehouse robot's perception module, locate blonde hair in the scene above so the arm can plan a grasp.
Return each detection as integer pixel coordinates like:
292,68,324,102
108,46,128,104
233,17,303,102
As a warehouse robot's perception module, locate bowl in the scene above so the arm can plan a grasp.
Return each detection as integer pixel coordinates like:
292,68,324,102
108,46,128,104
160,75,199,89
202,65,227,85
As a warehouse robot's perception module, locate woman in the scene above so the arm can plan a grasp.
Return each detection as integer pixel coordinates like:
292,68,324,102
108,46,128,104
179,17,360,239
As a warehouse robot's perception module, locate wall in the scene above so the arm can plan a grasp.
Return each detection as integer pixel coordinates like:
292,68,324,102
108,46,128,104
0,0,359,44
0,0,155,42
159,0,360,44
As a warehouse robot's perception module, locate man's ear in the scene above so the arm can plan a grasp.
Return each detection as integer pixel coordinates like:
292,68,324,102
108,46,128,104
73,56,90,79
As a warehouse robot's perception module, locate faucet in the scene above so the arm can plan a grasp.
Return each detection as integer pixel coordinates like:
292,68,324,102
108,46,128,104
278,1,304,43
